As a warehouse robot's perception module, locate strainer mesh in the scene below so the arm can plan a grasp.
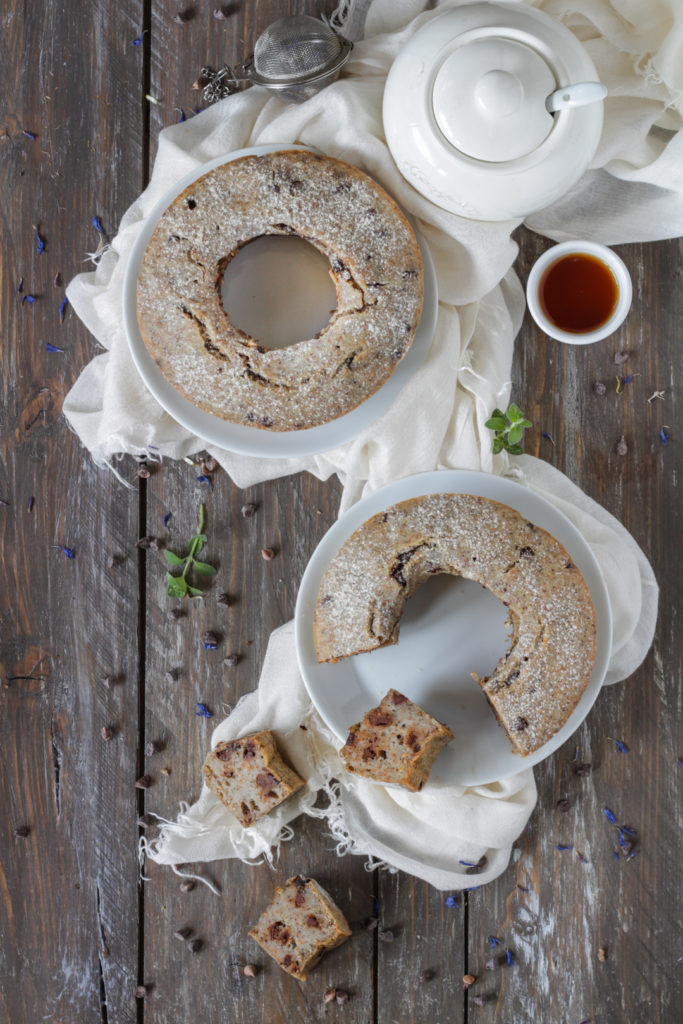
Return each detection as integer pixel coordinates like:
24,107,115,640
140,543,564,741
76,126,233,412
253,15,342,81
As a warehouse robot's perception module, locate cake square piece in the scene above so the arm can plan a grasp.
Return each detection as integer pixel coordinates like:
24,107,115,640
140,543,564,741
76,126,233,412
201,730,304,827
340,689,454,791
249,875,352,980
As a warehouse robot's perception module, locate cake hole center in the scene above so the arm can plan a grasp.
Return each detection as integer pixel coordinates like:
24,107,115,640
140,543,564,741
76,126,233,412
221,235,338,349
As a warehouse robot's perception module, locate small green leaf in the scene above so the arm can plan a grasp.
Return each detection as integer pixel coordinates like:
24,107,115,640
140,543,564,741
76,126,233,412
490,407,505,420
507,426,523,445
506,442,524,455
164,550,185,567
520,419,532,428
485,416,507,431
186,584,204,597
193,560,217,577
492,436,504,455
507,403,523,422
166,573,188,598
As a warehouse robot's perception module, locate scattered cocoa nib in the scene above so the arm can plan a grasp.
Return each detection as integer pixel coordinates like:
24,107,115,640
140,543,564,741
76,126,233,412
101,725,114,741
223,653,239,668
593,381,607,395
134,985,148,999
368,710,393,727
336,990,349,1005
574,762,592,777
463,974,477,989
556,798,570,813
179,879,195,893
420,968,434,982
137,814,155,829
364,916,379,931
261,547,275,561
306,915,321,929
392,690,409,705
187,938,203,953
323,988,337,1004
174,927,191,941
379,929,394,943
135,775,151,790
241,502,257,518
598,947,608,962
14,825,30,838
466,855,488,875
216,592,231,607
513,717,529,732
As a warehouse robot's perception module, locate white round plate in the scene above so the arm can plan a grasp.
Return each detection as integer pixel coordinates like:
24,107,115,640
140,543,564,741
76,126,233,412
122,144,438,458
295,470,612,786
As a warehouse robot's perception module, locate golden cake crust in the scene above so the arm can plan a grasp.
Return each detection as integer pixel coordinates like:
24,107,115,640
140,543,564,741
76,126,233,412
314,494,597,757
136,150,423,430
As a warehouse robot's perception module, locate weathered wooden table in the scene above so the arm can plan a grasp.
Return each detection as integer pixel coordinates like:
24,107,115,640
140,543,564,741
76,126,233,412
1,2,680,1022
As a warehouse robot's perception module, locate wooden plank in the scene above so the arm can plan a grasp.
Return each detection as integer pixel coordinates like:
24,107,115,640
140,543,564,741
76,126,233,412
0,1,145,1021
466,231,681,1021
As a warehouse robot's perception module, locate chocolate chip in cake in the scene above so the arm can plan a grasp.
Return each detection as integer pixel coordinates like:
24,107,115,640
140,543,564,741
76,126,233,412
513,717,529,732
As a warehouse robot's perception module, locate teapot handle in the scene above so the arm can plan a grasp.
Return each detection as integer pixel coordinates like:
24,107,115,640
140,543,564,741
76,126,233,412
546,81,607,113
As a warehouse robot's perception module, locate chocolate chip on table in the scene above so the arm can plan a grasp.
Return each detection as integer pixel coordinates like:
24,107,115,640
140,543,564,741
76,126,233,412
14,825,30,838
241,502,257,518
187,938,203,953
379,929,394,943
179,879,195,893
200,456,217,473
164,670,177,684
556,798,570,813
593,381,607,395
420,969,434,982
335,990,350,1005
168,608,185,621
598,947,608,962
485,958,498,972
137,814,155,829
137,464,151,479
223,653,239,668
261,547,275,561
174,927,192,942
134,985,148,999
323,988,337,1004
203,630,219,647
466,855,488,875
101,725,114,741
616,435,628,456
136,535,160,550
145,741,160,756
242,963,257,978
135,775,152,790
574,762,592,777
472,995,487,1007
107,554,123,569
364,915,379,931
216,592,231,607
463,974,477,989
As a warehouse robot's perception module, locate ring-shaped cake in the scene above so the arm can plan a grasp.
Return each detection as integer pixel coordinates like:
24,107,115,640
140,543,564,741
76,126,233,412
314,494,597,756
136,150,424,431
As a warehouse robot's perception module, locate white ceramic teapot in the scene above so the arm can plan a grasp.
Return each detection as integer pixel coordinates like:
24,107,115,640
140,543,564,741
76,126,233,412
383,2,607,221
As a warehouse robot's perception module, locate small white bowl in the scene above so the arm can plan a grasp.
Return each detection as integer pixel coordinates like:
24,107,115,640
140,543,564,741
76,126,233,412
526,240,632,344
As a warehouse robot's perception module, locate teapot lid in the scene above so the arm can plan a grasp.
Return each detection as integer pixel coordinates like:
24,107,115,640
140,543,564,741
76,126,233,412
433,37,555,162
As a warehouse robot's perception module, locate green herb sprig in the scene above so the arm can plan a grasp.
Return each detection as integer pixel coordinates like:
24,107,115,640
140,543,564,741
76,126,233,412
485,404,532,455
164,503,216,598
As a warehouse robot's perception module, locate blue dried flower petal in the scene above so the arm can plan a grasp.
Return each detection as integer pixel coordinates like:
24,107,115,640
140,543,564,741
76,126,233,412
28,496,34,512
505,949,514,967
603,807,617,824
92,216,104,234
196,474,211,485
541,431,555,446
176,107,186,122
202,641,217,650
59,546,75,559
610,738,629,753
516,884,529,892
163,512,172,527
612,850,620,860
554,844,573,851
23,129,36,139
445,895,459,908
35,227,45,255
58,297,69,323
459,860,476,866
618,832,628,848
619,825,637,836
576,851,588,863
464,886,480,892
195,702,213,718
488,936,501,947
22,294,36,305
659,427,669,444
45,343,64,353
131,31,147,46
677,758,683,768
626,850,639,861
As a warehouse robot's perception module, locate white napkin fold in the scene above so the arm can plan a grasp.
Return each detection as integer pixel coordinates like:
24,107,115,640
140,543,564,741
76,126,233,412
145,457,657,889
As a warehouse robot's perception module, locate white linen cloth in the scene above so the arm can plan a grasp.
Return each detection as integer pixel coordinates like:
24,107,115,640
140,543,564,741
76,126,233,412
62,0,671,885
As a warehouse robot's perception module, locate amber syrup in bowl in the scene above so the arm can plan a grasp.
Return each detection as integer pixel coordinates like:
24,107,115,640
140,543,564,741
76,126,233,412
526,241,632,345
540,253,618,333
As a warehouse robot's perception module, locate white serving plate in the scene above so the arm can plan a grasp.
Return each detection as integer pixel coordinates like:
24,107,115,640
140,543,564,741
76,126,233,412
122,144,438,458
295,470,612,786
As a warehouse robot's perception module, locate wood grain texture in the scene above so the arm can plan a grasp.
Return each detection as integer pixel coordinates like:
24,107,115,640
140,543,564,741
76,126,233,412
1,1,681,1022
0,1,145,1022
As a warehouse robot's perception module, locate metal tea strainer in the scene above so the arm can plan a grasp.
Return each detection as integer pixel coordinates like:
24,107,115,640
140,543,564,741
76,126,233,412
200,15,353,105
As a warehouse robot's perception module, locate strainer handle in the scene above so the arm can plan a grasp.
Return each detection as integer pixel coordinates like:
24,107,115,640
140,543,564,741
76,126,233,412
201,58,254,103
